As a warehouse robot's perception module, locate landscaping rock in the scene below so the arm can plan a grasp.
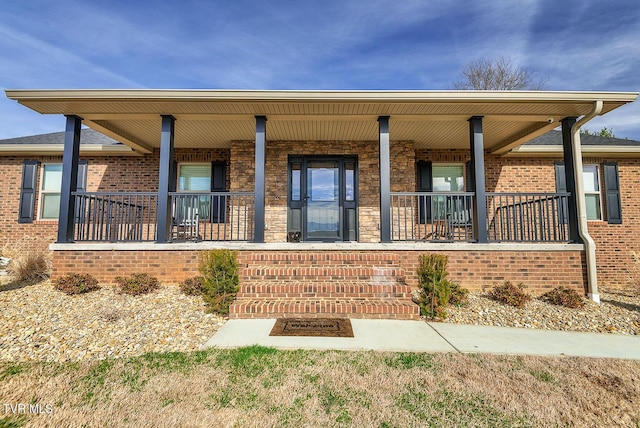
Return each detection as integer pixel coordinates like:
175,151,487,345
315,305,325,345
0,280,225,362
443,289,639,335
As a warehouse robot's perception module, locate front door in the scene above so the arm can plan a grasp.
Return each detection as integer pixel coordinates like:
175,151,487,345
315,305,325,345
288,156,357,242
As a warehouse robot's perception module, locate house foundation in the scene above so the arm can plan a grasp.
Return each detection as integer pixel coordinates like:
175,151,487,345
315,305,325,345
51,243,587,295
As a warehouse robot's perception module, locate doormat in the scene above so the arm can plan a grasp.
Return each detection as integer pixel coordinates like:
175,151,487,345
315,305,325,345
269,318,354,337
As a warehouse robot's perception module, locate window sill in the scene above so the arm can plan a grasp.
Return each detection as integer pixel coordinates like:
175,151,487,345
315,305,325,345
34,220,58,225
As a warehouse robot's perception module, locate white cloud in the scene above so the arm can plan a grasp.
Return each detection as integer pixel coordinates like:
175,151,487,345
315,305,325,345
0,23,144,88
0,0,638,139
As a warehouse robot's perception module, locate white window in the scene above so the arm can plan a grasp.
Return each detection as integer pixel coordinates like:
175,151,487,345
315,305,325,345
432,164,465,192
583,165,602,221
431,164,465,221
39,164,63,220
178,164,211,191
178,163,212,222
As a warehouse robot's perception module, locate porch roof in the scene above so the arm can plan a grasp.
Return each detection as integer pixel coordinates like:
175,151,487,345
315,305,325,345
5,89,637,155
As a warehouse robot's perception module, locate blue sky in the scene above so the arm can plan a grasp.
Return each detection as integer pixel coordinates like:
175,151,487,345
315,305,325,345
1,0,639,139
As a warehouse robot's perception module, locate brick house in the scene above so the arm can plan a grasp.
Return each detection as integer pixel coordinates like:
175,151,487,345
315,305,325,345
2,89,638,319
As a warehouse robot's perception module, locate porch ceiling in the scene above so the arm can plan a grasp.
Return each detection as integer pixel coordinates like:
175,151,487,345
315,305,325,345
6,89,637,154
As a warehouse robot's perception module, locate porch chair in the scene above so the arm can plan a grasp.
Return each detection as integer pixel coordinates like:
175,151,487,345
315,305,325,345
424,219,450,241
446,209,473,241
172,205,201,241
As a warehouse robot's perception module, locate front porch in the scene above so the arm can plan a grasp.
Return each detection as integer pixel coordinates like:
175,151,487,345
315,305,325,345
40,93,600,249
53,111,584,320
9,89,635,316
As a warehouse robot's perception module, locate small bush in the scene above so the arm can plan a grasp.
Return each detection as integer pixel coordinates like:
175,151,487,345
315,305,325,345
6,250,51,283
179,276,205,296
449,282,469,307
625,251,640,291
541,286,585,309
417,253,467,318
115,273,160,295
199,250,239,315
490,281,531,308
54,273,100,295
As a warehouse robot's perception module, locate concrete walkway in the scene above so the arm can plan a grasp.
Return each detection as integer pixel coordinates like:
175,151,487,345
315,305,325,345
203,319,640,360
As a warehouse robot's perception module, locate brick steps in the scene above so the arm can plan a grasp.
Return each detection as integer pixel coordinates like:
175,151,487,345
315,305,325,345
229,298,420,320
237,280,412,298
231,251,420,320
241,266,405,281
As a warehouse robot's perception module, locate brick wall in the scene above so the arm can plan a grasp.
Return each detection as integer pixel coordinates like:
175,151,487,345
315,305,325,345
0,149,229,252
416,149,640,287
51,248,587,295
586,157,640,287
415,149,557,192
230,140,415,243
2,143,639,288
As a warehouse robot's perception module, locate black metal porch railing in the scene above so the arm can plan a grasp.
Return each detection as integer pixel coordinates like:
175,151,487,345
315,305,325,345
486,192,570,242
390,191,571,243
169,192,255,242
73,192,158,241
72,191,255,242
390,192,475,242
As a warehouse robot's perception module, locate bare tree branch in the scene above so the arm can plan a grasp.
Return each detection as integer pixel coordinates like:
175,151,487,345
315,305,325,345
452,57,546,90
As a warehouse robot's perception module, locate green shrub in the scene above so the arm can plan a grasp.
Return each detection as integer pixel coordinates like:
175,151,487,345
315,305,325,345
490,281,531,308
417,253,466,318
449,282,469,307
179,276,205,296
54,273,100,295
115,273,160,295
541,286,585,309
198,250,239,315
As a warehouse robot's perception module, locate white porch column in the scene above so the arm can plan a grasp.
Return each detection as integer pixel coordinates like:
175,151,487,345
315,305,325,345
378,116,391,243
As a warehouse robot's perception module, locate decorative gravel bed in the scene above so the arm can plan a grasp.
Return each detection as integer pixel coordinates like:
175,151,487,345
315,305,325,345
443,288,640,335
0,280,225,362
2,277,639,363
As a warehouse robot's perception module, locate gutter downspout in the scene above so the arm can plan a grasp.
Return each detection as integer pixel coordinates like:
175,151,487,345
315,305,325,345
571,100,603,303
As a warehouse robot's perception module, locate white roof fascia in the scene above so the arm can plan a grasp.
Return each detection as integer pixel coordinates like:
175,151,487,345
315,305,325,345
0,144,140,156
5,89,639,103
507,145,640,157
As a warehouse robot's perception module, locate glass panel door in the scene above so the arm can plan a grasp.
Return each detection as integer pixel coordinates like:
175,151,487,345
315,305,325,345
305,160,341,241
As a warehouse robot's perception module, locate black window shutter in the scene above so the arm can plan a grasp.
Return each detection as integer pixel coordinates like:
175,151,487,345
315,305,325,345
75,161,88,224
211,162,227,223
603,162,622,224
18,160,38,223
77,160,88,192
417,161,432,224
554,162,569,225
170,160,177,192
554,162,567,192
465,160,474,192
465,160,474,211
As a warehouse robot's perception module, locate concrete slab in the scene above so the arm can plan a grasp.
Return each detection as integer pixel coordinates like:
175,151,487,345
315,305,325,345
203,319,457,353
429,323,640,360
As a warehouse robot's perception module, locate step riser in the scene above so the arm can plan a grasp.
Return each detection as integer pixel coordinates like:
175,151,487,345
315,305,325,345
241,268,404,277
231,313,419,320
239,284,413,292
237,284,413,299
229,301,420,320
240,253,400,264
238,293,410,299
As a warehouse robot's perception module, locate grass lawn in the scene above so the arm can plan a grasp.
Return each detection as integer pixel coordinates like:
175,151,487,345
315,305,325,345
1,346,639,427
